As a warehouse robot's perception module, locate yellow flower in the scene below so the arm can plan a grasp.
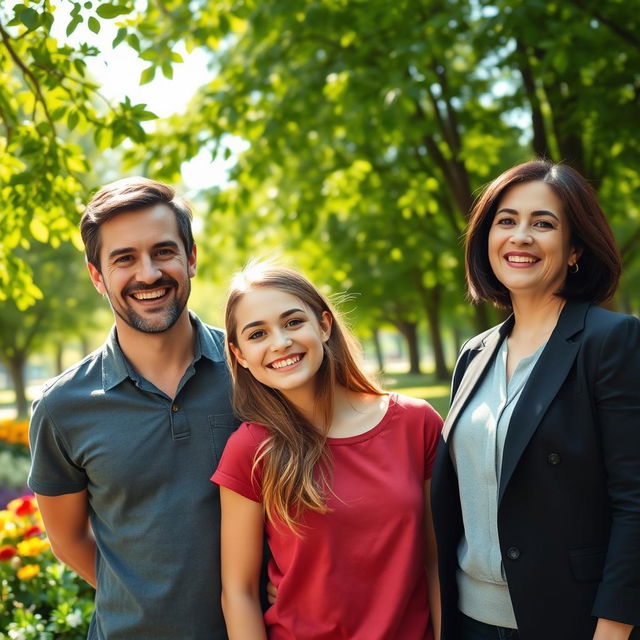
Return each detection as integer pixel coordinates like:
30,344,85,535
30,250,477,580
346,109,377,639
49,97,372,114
17,563,40,580
17,537,50,557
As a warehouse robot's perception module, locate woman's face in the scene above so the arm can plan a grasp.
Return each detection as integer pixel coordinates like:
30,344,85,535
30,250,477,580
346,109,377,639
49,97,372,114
230,287,332,405
488,180,580,302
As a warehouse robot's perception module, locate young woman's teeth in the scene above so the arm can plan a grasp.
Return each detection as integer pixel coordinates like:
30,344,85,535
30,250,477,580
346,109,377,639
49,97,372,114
271,355,301,369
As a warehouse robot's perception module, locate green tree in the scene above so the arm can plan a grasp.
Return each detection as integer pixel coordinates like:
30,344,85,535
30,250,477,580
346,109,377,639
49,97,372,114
0,240,99,417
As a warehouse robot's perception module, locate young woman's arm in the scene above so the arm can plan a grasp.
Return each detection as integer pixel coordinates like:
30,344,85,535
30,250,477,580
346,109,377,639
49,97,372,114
220,487,267,640
424,479,441,640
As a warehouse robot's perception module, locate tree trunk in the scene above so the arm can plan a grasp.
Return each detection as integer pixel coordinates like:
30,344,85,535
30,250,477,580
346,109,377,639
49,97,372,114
395,321,421,375
55,342,64,375
371,329,385,374
421,287,450,381
7,353,28,419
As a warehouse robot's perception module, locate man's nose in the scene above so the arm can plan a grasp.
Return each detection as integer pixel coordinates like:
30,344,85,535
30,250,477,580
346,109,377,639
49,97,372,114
137,255,163,282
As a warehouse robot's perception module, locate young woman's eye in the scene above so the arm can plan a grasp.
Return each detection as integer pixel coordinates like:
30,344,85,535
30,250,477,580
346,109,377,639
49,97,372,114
534,219,554,229
247,330,265,340
286,318,304,328
496,217,515,226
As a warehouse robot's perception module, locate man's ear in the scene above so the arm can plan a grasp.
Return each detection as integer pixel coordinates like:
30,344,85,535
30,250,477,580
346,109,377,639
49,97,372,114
320,311,333,342
87,261,107,295
188,244,197,278
230,342,248,368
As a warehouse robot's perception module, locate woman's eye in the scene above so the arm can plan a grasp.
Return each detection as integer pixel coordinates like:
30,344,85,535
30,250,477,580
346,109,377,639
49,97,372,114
534,220,554,229
286,318,304,328
248,330,265,340
496,217,515,226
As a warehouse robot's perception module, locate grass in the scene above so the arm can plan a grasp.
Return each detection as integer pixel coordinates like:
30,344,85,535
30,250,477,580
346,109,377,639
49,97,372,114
381,372,450,417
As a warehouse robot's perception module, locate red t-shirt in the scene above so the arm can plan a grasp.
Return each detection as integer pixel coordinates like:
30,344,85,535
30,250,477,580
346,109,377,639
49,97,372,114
212,393,443,640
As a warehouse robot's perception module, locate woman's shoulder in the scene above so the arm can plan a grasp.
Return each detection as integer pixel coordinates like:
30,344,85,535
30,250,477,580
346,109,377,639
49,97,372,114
392,393,443,425
584,304,640,333
226,421,270,448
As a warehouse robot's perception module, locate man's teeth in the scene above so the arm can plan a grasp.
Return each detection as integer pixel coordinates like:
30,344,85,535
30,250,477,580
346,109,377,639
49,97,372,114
132,288,167,300
271,355,301,369
507,256,537,263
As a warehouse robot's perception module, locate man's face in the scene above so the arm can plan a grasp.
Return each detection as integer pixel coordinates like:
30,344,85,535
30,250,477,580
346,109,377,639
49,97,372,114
87,204,196,334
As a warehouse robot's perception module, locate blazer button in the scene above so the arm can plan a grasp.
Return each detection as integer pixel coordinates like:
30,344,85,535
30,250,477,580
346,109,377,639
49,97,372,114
547,453,561,465
506,546,520,561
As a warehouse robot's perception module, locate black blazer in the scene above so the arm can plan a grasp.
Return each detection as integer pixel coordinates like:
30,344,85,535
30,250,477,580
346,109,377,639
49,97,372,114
431,300,640,640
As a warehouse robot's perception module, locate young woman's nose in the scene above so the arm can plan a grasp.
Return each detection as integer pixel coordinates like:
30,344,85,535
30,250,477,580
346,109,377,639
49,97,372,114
271,331,293,351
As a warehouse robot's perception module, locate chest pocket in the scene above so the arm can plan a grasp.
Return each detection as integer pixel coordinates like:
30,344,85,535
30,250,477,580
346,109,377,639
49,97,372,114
209,413,242,465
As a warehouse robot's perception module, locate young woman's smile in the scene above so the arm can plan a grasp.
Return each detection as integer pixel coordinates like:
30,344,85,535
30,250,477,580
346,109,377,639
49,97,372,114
231,287,331,404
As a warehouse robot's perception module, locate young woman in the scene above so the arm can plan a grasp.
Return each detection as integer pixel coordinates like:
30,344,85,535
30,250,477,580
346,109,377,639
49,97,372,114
212,262,443,640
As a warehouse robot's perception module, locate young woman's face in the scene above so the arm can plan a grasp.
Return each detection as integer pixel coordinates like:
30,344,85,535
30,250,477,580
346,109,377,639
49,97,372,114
488,180,580,302
230,287,332,404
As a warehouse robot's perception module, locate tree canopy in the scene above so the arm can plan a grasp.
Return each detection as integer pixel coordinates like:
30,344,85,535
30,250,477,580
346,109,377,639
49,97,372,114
1,0,639,382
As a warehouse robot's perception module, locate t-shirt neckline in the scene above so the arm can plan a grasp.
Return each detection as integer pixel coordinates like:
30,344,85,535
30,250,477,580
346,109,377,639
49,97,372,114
326,392,397,445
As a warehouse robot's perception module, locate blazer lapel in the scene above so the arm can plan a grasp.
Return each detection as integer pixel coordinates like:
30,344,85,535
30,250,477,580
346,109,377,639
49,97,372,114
442,317,513,442
498,300,590,503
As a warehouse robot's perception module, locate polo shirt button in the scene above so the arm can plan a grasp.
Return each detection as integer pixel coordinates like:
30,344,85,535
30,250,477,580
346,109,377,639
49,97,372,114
506,546,520,561
547,452,561,465
172,403,179,412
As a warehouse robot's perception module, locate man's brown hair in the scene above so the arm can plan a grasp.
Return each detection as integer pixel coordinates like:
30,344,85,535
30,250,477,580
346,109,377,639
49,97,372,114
80,177,194,269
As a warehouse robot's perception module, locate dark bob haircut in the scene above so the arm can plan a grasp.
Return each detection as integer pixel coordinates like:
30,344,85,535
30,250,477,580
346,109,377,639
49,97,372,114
80,177,194,269
465,160,621,308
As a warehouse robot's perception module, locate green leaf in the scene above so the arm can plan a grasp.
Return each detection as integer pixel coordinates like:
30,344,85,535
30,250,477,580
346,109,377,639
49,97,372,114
67,110,79,131
20,7,39,30
66,15,82,36
139,65,156,85
161,60,173,80
96,3,130,19
88,16,100,33
112,27,126,47
127,33,141,51
29,218,49,243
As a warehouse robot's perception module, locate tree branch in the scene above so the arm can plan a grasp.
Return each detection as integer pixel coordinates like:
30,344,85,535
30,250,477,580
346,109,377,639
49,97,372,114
0,22,57,135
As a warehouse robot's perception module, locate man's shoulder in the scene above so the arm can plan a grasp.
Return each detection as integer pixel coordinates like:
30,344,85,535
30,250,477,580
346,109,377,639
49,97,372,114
37,345,105,404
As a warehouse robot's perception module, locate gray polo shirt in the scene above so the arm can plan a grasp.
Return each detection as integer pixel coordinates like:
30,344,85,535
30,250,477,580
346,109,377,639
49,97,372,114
28,313,239,640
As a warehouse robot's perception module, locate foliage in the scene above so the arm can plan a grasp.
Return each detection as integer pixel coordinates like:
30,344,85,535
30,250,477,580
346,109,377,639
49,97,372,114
0,239,100,418
0,0,156,308
0,495,93,638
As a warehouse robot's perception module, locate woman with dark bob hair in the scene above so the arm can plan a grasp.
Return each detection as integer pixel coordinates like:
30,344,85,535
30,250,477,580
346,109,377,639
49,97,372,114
431,159,640,640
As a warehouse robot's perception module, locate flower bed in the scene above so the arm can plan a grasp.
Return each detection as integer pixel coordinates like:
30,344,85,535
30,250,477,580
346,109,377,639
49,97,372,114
1,495,94,638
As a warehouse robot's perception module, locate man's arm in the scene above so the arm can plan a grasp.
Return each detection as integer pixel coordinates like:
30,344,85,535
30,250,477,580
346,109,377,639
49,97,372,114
35,490,97,588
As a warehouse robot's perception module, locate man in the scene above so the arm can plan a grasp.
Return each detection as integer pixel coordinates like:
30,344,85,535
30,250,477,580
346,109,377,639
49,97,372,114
28,178,239,639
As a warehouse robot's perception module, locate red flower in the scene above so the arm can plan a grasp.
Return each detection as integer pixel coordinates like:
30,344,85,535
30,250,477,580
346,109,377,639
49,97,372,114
23,525,43,539
12,497,37,517
0,545,18,561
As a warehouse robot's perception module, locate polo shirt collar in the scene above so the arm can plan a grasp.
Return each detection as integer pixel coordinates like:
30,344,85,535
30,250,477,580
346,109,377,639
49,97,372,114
101,311,225,391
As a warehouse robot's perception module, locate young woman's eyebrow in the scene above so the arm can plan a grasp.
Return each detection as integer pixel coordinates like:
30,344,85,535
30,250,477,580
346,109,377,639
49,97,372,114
240,308,306,334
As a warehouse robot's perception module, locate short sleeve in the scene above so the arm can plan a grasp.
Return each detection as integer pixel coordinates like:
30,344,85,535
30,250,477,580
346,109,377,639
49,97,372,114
28,393,88,496
423,402,444,480
211,422,264,503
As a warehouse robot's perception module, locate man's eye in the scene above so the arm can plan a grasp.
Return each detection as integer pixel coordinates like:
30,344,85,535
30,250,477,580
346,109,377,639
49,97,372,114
115,255,132,263
157,248,174,256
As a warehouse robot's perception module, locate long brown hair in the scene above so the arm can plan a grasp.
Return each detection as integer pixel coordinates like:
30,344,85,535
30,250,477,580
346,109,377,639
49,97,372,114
225,261,382,532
